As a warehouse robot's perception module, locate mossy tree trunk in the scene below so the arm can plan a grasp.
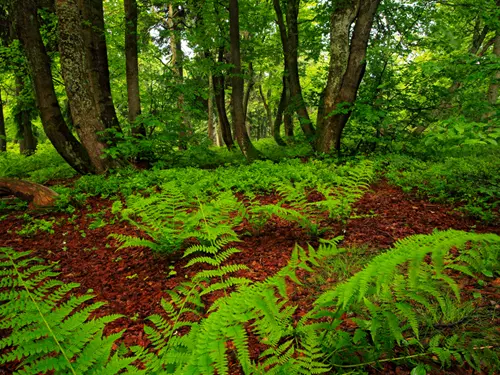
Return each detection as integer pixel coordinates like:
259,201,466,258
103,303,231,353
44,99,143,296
213,47,235,150
14,0,94,174
168,3,191,149
273,0,315,138
81,0,122,135
18,112,37,156
273,74,293,145
56,0,119,174
486,32,500,119
243,61,255,137
124,0,145,137
0,88,6,152
315,0,380,153
15,76,37,156
208,74,216,145
259,84,278,145
283,80,294,138
229,0,260,161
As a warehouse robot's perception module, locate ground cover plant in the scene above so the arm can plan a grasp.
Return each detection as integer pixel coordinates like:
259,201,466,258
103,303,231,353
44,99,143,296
1,0,500,372
1,153,500,375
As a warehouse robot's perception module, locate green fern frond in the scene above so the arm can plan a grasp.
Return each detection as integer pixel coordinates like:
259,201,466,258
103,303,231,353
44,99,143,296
295,333,331,374
313,230,500,369
0,247,141,375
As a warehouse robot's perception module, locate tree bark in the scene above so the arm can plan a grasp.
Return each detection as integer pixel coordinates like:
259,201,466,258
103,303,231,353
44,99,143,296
19,118,37,156
273,0,315,138
274,74,294,139
229,0,260,161
0,178,58,208
260,84,282,145
283,76,294,137
272,81,287,146
208,73,216,144
80,0,121,134
284,111,294,137
14,0,94,174
213,47,235,150
243,61,255,137
56,0,117,173
168,3,191,149
216,115,223,146
15,76,37,155
486,31,500,118
168,4,183,78
315,0,380,153
0,88,6,152
124,0,145,137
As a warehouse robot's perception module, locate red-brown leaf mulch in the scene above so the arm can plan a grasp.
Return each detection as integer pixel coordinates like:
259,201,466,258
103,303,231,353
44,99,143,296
0,178,498,374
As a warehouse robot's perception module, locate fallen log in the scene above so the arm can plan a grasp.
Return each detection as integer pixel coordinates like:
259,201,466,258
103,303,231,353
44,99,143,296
0,178,59,208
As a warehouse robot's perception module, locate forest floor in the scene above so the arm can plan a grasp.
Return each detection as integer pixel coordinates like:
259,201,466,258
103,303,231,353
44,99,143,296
0,179,499,375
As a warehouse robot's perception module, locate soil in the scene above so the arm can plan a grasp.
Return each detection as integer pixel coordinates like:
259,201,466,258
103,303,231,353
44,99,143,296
0,179,498,374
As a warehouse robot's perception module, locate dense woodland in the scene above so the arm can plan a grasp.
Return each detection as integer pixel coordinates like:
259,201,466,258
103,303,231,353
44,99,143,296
0,0,499,374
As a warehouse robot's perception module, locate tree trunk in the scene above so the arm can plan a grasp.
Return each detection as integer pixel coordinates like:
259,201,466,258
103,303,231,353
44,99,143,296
168,3,191,149
315,0,380,153
274,74,294,139
168,4,183,79
124,0,145,137
0,178,58,208
284,111,294,137
272,82,287,146
0,88,6,152
18,111,37,155
56,0,117,173
486,31,500,119
315,87,326,132
216,115,224,146
273,0,315,138
208,73,216,144
214,47,235,150
283,75,294,137
15,76,37,155
229,0,260,161
259,84,277,144
81,0,121,134
14,0,94,174
243,61,255,137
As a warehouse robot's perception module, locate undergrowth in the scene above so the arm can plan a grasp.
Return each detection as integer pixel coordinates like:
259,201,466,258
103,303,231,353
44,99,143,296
1,144,499,374
2,230,499,374
0,247,141,374
379,153,500,222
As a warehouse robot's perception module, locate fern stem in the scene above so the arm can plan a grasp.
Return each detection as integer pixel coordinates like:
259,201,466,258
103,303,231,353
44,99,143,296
6,251,78,375
165,283,197,346
331,353,428,368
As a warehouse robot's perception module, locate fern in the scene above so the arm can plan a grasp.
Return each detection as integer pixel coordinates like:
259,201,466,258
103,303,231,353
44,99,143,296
111,189,245,256
0,247,142,375
245,161,374,234
314,230,500,370
182,242,339,375
136,230,499,373
136,194,251,373
183,194,249,293
137,237,341,374
314,160,374,223
245,183,320,235
111,183,195,254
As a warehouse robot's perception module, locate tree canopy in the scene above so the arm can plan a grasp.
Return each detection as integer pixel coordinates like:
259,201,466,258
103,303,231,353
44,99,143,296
0,0,497,167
